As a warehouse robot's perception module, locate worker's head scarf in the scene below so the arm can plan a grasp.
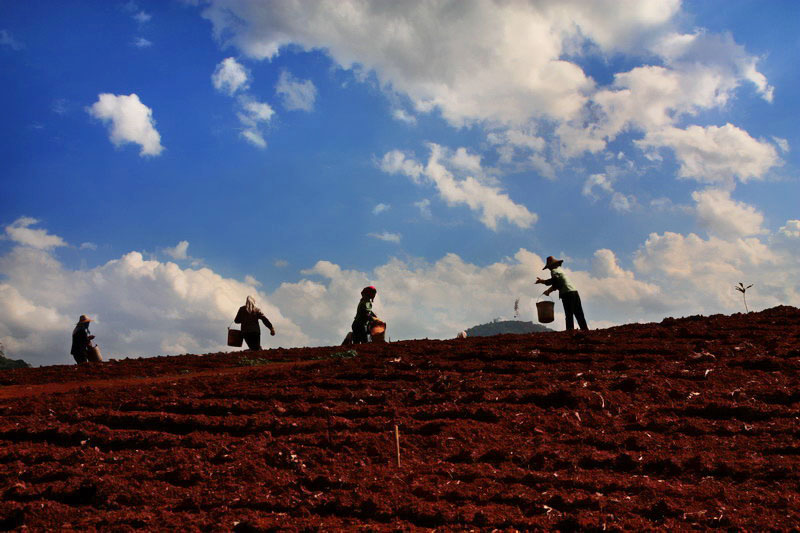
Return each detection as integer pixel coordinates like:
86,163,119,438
245,295,260,314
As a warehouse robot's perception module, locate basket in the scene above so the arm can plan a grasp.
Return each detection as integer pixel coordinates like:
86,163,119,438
227,327,243,347
536,295,555,323
87,344,102,363
370,320,387,343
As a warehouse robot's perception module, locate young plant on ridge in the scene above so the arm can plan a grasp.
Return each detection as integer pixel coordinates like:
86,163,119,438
735,282,753,313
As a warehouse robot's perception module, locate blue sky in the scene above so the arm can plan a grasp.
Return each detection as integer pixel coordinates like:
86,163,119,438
1,0,798,365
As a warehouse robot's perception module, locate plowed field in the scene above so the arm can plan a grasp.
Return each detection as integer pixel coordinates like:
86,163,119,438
2,306,800,530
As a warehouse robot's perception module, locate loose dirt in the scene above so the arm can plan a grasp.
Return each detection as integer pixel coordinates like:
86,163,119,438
2,306,799,530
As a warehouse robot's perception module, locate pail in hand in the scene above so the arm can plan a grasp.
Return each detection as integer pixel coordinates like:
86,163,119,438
370,320,387,343
87,344,102,362
227,328,243,347
536,297,555,323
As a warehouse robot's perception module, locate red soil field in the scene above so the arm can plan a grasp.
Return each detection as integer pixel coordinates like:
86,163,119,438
2,306,800,530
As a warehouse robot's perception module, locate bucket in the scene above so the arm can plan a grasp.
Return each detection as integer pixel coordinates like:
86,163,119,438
227,328,243,347
87,344,102,363
536,295,555,323
370,320,387,343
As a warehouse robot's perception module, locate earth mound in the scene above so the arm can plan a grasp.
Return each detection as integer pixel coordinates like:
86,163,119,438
1,306,799,530
466,319,552,336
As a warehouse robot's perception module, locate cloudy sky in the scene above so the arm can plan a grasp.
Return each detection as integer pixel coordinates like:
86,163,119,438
1,0,798,366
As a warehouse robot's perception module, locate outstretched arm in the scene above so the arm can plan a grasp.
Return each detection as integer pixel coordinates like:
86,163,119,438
260,314,276,335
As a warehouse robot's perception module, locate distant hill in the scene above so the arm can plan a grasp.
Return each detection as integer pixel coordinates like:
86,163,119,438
0,344,30,370
465,319,553,337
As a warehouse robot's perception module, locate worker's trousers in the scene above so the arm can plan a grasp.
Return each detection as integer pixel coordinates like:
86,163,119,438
562,291,588,331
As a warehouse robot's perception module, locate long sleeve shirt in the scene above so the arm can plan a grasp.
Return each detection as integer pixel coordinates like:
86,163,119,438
71,324,90,358
541,266,577,299
234,306,273,333
353,298,376,325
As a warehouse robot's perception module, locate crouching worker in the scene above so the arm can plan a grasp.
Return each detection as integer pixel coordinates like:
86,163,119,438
352,286,378,344
70,315,95,364
536,256,589,331
234,296,275,350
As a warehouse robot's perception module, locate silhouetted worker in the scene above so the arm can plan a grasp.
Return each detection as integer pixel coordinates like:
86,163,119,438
536,256,589,331
352,286,378,344
234,296,275,350
70,315,95,364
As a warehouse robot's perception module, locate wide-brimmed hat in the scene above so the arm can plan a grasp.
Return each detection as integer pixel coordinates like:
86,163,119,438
77,315,92,324
542,256,564,270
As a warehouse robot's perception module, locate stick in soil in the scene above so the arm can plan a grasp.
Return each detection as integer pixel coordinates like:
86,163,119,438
394,424,401,467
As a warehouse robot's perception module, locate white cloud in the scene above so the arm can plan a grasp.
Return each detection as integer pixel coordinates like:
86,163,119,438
368,231,401,243
244,274,261,286
79,242,98,251
200,0,682,127
274,259,289,268
772,137,790,153
4,217,67,250
692,189,766,239
392,109,417,125
235,97,274,148
632,230,795,312
778,220,800,239
610,192,635,212
87,93,164,156
636,124,780,185
133,37,152,48
0,242,306,366
582,173,613,200
133,11,151,23
414,199,432,218
372,203,390,215
198,0,775,178
380,144,536,231
2,220,798,365
275,70,317,111
0,29,23,50
164,240,190,260
212,57,250,95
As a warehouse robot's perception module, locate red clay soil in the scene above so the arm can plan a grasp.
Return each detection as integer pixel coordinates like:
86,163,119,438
2,306,800,531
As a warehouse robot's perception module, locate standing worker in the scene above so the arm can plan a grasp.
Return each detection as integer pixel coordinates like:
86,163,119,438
536,256,589,331
70,315,95,364
352,286,378,344
234,296,276,350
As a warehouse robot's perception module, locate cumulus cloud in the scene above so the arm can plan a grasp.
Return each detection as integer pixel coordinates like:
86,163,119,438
212,57,250,95
275,70,317,111
198,0,774,181
4,217,67,249
636,124,780,186
380,144,536,230
200,0,682,128
2,220,798,365
692,189,766,239
368,231,401,243
632,230,797,312
164,240,190,260
0,240,306,366
87,93,164,156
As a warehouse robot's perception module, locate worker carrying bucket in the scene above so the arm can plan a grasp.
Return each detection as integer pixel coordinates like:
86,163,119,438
535,256,589,331
71,314,101,363
346,285,386,344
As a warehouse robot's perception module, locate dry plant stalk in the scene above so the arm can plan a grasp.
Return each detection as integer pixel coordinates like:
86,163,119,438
394,425,401,467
